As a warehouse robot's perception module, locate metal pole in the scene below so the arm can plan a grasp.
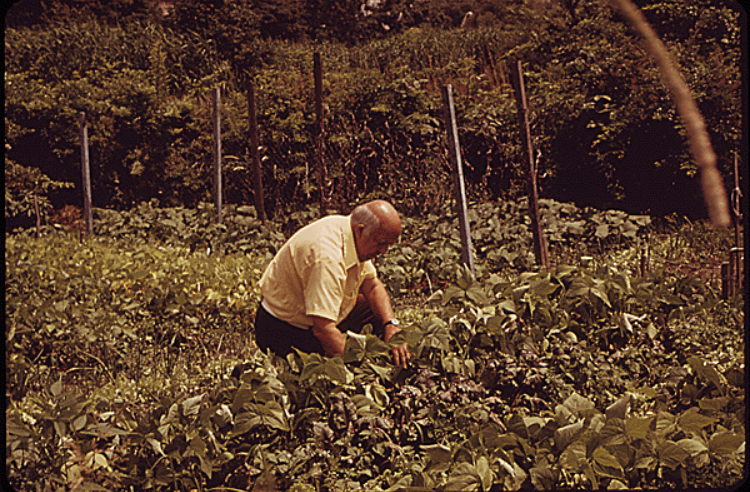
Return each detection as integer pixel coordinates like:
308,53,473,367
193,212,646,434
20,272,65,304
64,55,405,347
441,84,475,275
213,87,222,224
79,112,93,235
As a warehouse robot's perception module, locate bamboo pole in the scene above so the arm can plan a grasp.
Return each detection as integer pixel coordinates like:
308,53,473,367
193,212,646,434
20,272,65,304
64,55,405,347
247,81,267,221
510,60,549,269
441,84,475,274
610,0,731,228
79,112,93,235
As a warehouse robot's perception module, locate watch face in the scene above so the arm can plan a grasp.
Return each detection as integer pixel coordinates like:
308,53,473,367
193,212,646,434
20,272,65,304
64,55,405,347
388,319,400,326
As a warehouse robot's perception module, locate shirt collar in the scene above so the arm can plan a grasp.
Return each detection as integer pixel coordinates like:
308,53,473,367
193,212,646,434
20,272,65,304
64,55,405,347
343,217,360,270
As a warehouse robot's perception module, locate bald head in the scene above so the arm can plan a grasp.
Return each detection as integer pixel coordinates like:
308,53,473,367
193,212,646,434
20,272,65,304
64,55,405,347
350,200,401,261
352,200,401,235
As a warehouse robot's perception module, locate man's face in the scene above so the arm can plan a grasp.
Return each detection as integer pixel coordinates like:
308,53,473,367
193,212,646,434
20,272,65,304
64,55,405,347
354,225,399,262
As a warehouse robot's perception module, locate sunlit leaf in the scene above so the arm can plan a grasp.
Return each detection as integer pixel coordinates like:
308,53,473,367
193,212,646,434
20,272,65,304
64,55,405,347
709,432,744,455
555,420,584,451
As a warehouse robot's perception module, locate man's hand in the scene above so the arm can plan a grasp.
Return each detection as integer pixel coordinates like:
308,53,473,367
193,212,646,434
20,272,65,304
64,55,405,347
390,343,411,368
384,323,411,368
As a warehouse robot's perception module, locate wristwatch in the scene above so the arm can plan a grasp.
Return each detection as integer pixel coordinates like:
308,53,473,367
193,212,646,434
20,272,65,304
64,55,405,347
384,318,400,328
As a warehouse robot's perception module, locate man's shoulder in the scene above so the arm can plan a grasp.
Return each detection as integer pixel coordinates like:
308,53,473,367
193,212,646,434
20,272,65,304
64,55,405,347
291,214,349,252
298,214,349,235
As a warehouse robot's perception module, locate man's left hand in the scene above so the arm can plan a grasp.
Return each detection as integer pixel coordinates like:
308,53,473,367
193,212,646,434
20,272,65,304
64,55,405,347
390,343,411,368
384,324,410,368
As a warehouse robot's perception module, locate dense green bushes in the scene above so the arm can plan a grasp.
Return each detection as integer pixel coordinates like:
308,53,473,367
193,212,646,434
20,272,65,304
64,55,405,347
5,0,743,227
5,198,744,490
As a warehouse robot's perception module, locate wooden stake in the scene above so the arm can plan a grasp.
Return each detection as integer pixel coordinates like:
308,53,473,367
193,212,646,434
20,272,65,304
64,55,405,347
731,152,742,293
510,61,549,269
247,81,267,221
212,87,222,224
721,262,730,299
314,52,328,216
33,193,41,239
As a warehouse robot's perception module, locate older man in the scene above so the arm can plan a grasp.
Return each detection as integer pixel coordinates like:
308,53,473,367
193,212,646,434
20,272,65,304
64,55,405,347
254,200,411,367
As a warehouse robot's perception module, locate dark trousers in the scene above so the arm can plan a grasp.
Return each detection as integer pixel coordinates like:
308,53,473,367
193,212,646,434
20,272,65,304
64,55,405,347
254,294,382,357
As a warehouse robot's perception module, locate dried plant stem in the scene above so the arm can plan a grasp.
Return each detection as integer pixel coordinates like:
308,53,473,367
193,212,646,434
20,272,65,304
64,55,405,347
610,0,731,227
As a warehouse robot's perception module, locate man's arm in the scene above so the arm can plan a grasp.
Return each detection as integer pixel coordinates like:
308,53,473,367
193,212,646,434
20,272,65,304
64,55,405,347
360,277,411,367
359,277,395,330
311,315,346,357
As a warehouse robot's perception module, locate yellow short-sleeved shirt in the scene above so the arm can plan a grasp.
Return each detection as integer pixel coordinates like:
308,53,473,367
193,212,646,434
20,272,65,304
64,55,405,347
258,215,377,329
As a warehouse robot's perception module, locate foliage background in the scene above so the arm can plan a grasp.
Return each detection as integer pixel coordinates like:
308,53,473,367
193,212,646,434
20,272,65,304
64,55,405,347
5,0,744,227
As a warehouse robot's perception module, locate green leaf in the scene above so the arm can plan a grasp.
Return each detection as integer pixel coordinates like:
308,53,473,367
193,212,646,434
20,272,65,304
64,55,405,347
422,444,452,473
658,440,691,469
677,411,717,436
676,438,708,457
529,466,558,490
189,436,207,457
51,377,63,397
590,287,611,307
554,420,584,451
608,479,629,489
563,393,596,418
624,417,653,440
257,401,290,432
592,446,622,470
507,413,529,439
299,353,326,384
344,331,367,363
147,437,166,457
560,440,587,472
72,414,87,431
181,393,204,416
687,356,727,389
476,456,493,491
445,462,481,491
698,397,728,412
606,395,630,420
466,285,490,306
582,461,599,489
93,453,109,470
323,357,352,384
708,432,744,455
